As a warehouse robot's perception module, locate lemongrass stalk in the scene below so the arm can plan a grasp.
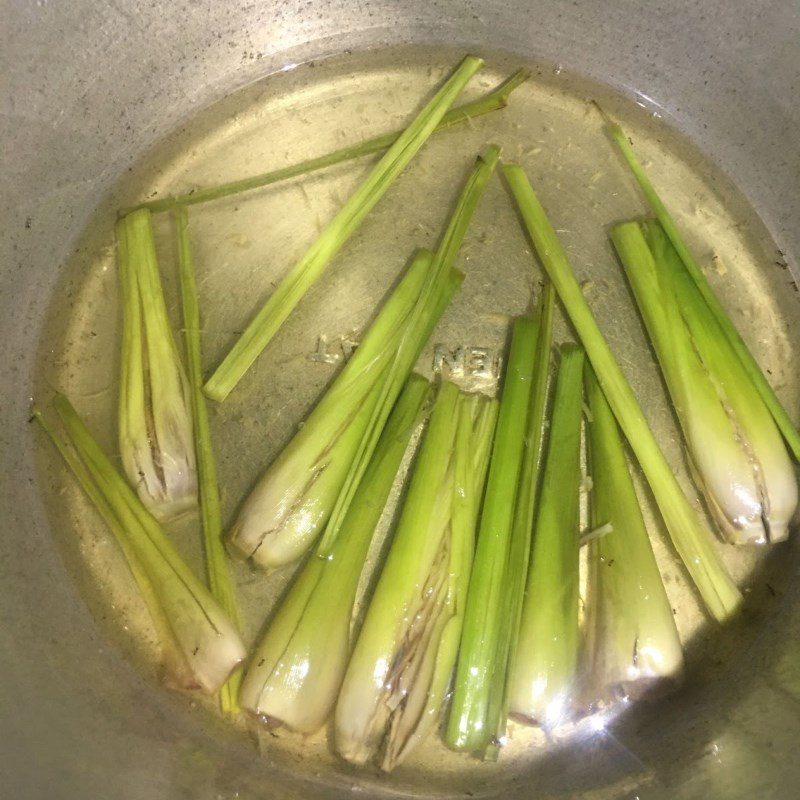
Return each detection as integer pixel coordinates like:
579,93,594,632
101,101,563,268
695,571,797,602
226,247,434,565
502,163,741,622
175,208,243,712
446,316,538,752
118,210,197,518
124,69,529,216
382,394,498,771
228,250,461,569
36,395,245,692
612,220,797,544
35,409,184,679
335,382,460,764
584,367,684,704
204,55,484,401
485,281,555,755
238,374,431,733
655,223,798,541
227,143,495,569
613,220,768,544
318,144,501,557
335,383,494,767
604,119,800,461
507,345,584,726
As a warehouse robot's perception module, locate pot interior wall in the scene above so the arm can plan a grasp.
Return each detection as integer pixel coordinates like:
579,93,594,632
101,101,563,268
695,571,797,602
2,4,800,800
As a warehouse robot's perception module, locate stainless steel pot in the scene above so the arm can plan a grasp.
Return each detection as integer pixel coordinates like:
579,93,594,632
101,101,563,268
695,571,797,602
2,2,800,798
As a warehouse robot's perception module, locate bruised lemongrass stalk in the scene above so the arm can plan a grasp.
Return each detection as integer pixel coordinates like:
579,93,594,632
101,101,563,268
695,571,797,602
502,163,741,622
334,383,497,769
446,316,538,753
584,367,684,704
611,221,797,544
318,144,501,558
175,209,243,713
204,55,484,402
118,210,197,520
124,69,529,216
603,117,800,461
670,262,798,542
484,282,554,757
381,394,497,772
35,395,245,693
507,345,584,727
227,249,461,569
238,374,431,733
231,146,495,571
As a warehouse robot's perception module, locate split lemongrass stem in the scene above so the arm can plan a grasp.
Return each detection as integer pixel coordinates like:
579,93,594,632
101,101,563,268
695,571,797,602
175,208,243,713
502,163,741,622
228,249,460,569
123,69,529,216
380,393,498,771
335,383,495,769
335,381,462,765
446,316,538,753
203,55,484,402
603,117,800,460
663,235,798,543
584,367,684,704
313,260,461,559
117,210,197,518
613,220,764,544
507,345,584,727
485,281,555,752
39,395,246,693
238,375,431,733
611,220,797,545
317,144,501,556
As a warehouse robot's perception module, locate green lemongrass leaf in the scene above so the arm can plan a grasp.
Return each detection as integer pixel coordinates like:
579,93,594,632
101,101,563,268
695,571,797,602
318,144,501,557
446,316,538,752
204,55,484,401
613,221,797,545
502,163,741,622
584,367,684,705
124,69,529,216
381,393,498,771
646,222,798,543
604,118,800,461
486,281,555,754
238,374,431,733
507,345,584,727
175,209,243,713
228,250,461,569
335,382,461,764
37,396,245,693
117,209,197,519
